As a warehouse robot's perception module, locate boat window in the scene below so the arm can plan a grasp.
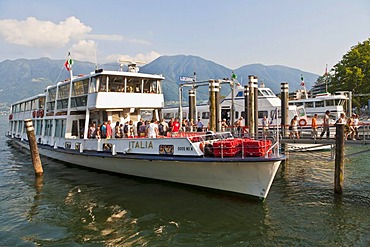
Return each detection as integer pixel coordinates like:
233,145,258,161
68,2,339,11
326,100,334,106
143,78,158,93
126,77,142,93
71,120,78,137
236,91,244,97
73,79,89,96
258,91,263,96
48,88,57,102
163,112,174,120
36,120,43,135
336,99,344,106
305,102,314,108
38,97,45,109
235,111,239,119
295,102,304,107
108,76,125,92
258,111,268,118
90,77,98,93
297,107,306,117
315,101,324,107
44,120,52,136
25,101,31,111
270,109,280,120
98,76,109,92
266,89,274,96
71,96,87,107
57,99,69,109
202,112,209,119
58,84,70,99
241,111,245,118
55,119,63,137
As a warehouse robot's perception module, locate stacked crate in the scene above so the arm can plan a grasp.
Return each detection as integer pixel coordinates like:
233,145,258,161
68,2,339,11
213,139,241,157
241,139,272,157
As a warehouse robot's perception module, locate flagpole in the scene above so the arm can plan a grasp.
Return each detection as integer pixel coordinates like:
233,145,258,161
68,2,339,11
66,53,74,116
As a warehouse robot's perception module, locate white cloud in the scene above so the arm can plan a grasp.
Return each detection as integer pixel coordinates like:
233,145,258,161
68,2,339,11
0,16,92,48
70,40,97,62
105,51,161,64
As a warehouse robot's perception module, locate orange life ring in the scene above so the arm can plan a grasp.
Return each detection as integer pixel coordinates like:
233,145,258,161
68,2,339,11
199,142,205,152
299,119,307,127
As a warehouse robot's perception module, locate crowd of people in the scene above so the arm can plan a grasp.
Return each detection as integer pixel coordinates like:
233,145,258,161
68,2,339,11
86,110,361,140
287,110,360,140
86,117,211,139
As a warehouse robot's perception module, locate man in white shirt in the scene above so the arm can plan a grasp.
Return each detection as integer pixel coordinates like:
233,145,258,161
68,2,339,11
147,119,158,138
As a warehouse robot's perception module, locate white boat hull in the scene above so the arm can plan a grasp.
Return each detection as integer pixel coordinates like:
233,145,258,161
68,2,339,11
10,138,282,199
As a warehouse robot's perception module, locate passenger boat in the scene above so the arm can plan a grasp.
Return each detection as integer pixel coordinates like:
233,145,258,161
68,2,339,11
6,61,285,199
289,88,350,123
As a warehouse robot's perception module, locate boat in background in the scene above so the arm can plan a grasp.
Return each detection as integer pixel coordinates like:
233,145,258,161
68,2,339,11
6,59,285,199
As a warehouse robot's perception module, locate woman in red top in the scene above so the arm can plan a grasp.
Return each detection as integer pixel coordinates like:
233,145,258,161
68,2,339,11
172,118,180,133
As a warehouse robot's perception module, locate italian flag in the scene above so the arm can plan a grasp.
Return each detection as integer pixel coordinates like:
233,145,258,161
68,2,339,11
300,74,305,86
65,57,74,71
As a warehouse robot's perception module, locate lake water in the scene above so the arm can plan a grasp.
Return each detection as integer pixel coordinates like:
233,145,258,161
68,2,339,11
0,116,369,246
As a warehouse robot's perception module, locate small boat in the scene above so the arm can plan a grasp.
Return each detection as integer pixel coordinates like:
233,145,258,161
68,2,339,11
287,143,333,152
6,60,285,199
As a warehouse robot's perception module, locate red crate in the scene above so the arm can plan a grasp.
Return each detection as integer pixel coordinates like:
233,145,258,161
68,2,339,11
241,139,272,157
213,139,241,157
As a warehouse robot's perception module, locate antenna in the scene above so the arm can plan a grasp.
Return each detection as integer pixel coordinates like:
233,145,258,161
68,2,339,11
119,60,146,73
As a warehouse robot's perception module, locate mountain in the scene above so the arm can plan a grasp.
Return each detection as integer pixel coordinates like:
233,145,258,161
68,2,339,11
0,55,319,109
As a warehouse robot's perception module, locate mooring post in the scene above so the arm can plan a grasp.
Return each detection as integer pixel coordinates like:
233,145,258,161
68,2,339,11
248,75,258,138
189,89,196,125
215,80,221,132
281,82,289,138
209,80,217,132
334,123,345,194
24,119,43,177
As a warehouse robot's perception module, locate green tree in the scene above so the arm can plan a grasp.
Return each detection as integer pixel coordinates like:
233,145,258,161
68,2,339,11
329,38,370,109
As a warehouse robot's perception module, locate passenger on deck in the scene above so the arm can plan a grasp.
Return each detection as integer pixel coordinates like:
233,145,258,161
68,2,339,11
106,120,112,139
88,123,96,139
100,122,107,139
114,121,121,138
221,119,228,132
196,118,204,132
128,120,134,137
96,126,101,139
147,119,159,138
172,118,180,134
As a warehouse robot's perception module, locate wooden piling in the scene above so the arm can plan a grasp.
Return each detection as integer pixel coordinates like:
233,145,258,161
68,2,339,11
215,81,221,132
334,123,345,194
24,119,43,177
209,80,217,132
189,89,196,123
281,82,289,138
248,75,258,137
244,84,249,125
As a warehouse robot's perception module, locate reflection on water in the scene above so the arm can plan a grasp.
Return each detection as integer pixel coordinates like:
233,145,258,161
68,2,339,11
0,116,369,246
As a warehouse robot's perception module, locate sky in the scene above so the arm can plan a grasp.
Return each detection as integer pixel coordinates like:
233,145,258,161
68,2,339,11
0,0,369,75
